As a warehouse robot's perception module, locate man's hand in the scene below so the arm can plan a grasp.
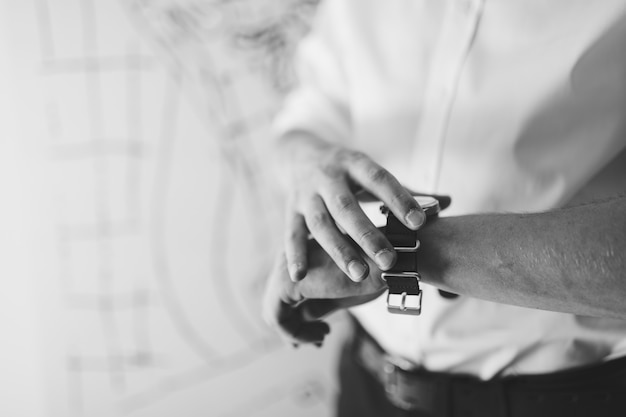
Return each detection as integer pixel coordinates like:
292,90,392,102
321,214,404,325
278,132,425,282
263,238,386,345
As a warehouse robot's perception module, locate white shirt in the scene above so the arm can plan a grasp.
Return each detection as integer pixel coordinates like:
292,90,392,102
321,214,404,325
275,0,626,379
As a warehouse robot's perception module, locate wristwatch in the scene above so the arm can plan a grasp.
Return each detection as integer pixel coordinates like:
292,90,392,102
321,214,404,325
380,196,441,315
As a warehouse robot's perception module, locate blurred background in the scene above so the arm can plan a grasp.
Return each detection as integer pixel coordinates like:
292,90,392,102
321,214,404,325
0,0,347,416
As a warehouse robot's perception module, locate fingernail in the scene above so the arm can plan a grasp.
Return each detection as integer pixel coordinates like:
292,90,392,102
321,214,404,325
405,208,426,229
375,249,396,270
347,261,368,281
288,263,305,281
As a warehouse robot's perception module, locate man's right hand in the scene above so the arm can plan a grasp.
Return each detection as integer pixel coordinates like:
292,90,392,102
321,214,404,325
276,132,426,282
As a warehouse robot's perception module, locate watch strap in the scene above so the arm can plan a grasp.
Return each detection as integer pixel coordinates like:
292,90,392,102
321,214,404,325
381,195,457,315
380,199,435,315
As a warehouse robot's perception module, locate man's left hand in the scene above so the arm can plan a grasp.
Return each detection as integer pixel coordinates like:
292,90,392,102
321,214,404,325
263,238,386,345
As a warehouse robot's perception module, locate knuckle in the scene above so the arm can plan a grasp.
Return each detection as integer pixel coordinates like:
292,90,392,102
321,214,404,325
356,227,379,246
290,192,311,213
330,242,353,264
334,148,353,161
347,150,369,164
393,192,417,212
333,193,356,214
285,227,303,244
367,166,391,184
307,211,332,231
319,163,344,180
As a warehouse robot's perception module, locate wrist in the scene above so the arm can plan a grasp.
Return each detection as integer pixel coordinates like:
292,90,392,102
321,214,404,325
417,216,467,294
276,131,339,192
276,131,331,164
416,220,446,281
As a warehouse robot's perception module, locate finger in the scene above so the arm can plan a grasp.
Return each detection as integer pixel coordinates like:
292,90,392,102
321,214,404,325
262,255,330,344
277,304,331,344
303,195,369,282
321,180,396,271
291,320,331,345
299,299,339,321
262,253,300,327
264,285,329,344
284,212,309,281
346,152,426,230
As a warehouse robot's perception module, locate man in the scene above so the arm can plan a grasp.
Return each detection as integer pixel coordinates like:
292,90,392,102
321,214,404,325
263,0,626,415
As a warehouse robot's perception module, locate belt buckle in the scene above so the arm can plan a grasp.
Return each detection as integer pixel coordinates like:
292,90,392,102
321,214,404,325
383,356,398,395
383,355,419,410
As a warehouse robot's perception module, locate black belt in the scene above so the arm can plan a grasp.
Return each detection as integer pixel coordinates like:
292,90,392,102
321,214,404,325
352,318,626,416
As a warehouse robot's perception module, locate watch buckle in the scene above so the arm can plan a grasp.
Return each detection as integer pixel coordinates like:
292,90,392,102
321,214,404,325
392,240,420,252
381,272,422,315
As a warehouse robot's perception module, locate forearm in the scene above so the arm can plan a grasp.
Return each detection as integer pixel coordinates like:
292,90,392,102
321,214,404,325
419,195,626,319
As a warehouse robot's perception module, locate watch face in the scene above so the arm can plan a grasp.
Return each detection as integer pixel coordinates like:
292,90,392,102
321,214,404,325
359,195,441,227
359,200,388,227
414,196,440,217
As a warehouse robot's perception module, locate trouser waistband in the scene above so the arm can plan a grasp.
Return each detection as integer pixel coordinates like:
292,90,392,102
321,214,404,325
351,318,626,416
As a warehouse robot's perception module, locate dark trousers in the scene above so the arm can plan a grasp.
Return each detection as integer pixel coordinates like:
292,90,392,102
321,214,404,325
337,339,421,417
335,320,626,417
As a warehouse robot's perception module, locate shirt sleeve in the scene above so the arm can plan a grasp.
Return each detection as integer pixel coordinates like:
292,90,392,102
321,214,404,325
273,0,352,145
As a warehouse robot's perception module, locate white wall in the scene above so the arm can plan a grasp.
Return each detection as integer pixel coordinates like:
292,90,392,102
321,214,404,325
0,1,344,416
